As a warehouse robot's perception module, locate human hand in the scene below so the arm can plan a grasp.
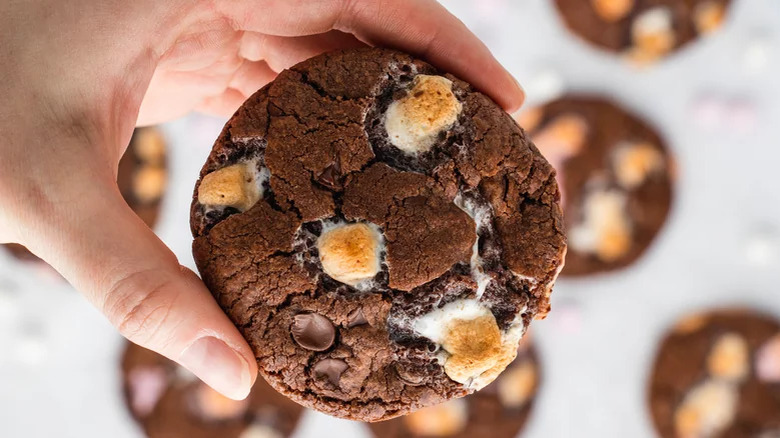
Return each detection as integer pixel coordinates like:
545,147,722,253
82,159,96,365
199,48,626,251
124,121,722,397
0,0,524,400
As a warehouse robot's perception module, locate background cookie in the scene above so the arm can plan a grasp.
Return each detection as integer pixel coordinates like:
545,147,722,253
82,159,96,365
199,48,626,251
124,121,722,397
2,127,168,263
554,0,732,64
121,342,304,438
518,96,674,277
648,309,780,437
367,336,539,438
190,48,565,421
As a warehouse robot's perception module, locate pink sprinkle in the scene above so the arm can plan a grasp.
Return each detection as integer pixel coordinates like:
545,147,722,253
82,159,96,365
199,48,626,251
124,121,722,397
727,99,758,134
554,302,582,334
689,94,727,129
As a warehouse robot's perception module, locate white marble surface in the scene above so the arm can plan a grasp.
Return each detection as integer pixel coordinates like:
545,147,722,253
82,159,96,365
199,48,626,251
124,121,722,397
1,0,779,436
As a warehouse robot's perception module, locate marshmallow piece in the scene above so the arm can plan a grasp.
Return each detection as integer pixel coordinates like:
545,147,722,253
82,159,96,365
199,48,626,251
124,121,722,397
591,0,634,22
674,314,708,335
414,300,518,387
385,75,462,154
612,142,665,189
133,165,167,203
403,398,468,436
569,190,632,262
198,162,262,211
317,223,382,286
134,128,167,164
532,114,588,170
707,333,749,382
674,380,738,438
193,383,250,421
756,334,780,383
694,1,726,35
516,107,543,132
497,359,537,408
628,7,676,64
240,424,283,438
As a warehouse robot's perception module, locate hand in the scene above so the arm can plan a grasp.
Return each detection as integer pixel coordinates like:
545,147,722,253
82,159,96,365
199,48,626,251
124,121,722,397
0,0,524,400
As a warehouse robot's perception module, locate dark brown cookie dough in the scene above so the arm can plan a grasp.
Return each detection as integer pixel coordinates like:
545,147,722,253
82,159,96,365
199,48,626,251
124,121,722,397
190,48,565,421
554,0,731,64
121,342,304,438
517,96,674,277
648,309,780,438
367,337,540,438
2,127,168,262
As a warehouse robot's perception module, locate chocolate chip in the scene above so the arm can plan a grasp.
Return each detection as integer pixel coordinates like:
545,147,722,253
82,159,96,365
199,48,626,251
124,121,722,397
291,313,336,351
346,309,368,328
393,363,427,386
317,162,341,189
313,359,348,386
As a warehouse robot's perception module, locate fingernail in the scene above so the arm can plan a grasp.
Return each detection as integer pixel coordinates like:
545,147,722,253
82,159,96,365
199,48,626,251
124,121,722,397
179,336,252,400
507,73,526,113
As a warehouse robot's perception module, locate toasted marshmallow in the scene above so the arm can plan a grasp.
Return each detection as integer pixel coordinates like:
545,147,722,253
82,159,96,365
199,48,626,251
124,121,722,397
569,189,632,262
674,380,738,438
404,398,468,436
497,359,538,408
193,384,250,421
198,161,265,211
240,423,283,438
630,7,676,61
591,0,634,22
694,1,726,34
133,165,167,203
385,75,462,154
414,299,522,389
317,222,383,286
707,333,749,382
613,142,664,189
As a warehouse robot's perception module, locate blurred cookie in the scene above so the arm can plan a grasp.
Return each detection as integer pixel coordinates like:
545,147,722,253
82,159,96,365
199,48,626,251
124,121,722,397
189,48,565,421
518,96,674,276
648,309,780,437
121,342,304,438
3,127,168,262
367,337,540,438
554,0,732,64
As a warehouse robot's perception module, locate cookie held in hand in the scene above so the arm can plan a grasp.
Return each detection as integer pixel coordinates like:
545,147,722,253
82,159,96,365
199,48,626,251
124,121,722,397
190,48,565,421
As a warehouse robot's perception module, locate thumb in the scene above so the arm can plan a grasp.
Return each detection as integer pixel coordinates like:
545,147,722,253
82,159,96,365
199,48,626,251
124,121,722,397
24,179,257,400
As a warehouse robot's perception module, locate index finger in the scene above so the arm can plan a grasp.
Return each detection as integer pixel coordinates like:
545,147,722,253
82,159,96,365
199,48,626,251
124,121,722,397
220,0,525,112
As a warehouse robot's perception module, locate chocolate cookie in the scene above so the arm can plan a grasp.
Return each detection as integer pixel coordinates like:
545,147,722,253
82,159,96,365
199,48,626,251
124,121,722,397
367,337,539,438
554,0,731,64
189,48,566,421
2,127,168,262
517,96,674,277
121,342,304,438
648,309,780,437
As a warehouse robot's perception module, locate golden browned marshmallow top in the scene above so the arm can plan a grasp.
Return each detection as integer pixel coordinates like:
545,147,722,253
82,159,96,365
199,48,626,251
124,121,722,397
414,300,523,388
497,359,538,408
193,384,250,421
591,0,634,22
133,166,167,204
613,142,665,189
385,75,462,154
568,190,632,262
403,398,468,436
674,380,738,438
694,1,726,34
628,7,676,64
706,333,749,382
198,162,263,212
532,114,589,160
134,128,167,165
317,222,383,286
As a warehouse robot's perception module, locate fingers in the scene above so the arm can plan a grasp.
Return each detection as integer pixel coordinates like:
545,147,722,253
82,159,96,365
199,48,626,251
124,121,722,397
240,30,365,72
196,87,248,117
22,177,257,400
220,0,524,112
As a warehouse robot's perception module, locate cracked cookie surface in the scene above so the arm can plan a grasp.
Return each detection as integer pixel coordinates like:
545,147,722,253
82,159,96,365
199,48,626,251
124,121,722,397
190,48,565,421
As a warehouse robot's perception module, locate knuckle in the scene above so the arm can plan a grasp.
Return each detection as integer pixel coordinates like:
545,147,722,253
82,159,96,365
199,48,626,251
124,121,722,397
104,269,180,347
